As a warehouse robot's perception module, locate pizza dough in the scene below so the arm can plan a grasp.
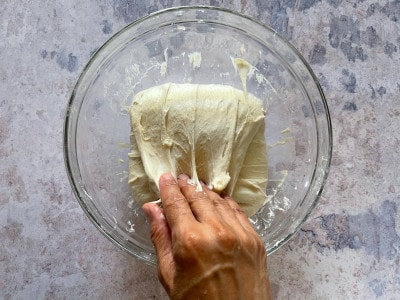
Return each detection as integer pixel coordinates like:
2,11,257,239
128,83,268,216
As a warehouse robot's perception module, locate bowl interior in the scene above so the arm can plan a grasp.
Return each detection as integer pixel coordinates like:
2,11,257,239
65,6,331,264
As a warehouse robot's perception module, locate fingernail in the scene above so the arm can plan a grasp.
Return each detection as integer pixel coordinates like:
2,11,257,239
143,203,166,224
161,172,176,182
178,174,189,181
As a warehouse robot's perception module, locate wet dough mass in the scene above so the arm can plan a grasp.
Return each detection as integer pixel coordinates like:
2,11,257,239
128,83,268,216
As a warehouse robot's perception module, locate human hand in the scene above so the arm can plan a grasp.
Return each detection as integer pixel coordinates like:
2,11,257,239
142,173,272,300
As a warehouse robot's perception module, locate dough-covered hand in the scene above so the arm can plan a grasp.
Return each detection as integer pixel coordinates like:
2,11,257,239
142,173,272,300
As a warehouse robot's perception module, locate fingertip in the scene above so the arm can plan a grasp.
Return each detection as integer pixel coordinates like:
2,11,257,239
158,173,195,228
142,204,153,223
177,174,192,189
142,202,165,223
159,172,177,186
177,173,189,181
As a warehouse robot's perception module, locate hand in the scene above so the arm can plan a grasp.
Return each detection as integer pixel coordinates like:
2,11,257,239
142,173,272,300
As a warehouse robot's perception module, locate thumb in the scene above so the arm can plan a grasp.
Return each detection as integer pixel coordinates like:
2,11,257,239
142,203,175,287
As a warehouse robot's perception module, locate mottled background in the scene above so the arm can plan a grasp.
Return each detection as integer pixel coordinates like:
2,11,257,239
1,0,399,299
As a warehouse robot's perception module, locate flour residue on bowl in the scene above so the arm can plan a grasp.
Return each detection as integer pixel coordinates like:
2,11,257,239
159,48,170,77
240,44,246,54
126,220,135,233
268,137,293,148
231,57,292,221
188,51,202,69
268,125,293,149
231,57,278,110
232,57,253,94
251,170,291,235
105,47,175,115
280,127,291,134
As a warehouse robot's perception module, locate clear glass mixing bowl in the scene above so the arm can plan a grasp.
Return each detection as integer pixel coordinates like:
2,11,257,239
64,6,332,264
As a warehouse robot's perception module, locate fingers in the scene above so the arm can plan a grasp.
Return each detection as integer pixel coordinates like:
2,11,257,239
177,174,220,222
158,173,195,229
175,173,255,231
142,203,175,289
159,172,256,234
221,193,255,233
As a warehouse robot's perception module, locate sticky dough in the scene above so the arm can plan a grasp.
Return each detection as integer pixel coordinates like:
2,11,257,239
128,83,268,216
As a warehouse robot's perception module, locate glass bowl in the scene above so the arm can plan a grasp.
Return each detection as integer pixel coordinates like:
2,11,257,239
64,6,332,265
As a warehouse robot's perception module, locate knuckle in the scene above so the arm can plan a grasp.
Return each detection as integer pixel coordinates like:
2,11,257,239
216,229,240,250
222,193,235,203
149,225,163,244
190,191,208,203
242,233,264,252
163,192,186,210
223,195,247,215
159,175,178,188
173,230,202,261
254,234,265,249
182,189,209,209
212,196,226,208
233,205,247,217
175,227,199,247
227,199,246,213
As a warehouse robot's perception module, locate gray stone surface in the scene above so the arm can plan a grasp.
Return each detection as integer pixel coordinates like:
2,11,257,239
1,0,399,299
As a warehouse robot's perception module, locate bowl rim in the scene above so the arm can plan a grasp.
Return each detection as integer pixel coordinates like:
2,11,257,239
63,5,333,264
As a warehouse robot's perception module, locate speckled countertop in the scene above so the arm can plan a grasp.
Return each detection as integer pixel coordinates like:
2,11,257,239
1,1,399,299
